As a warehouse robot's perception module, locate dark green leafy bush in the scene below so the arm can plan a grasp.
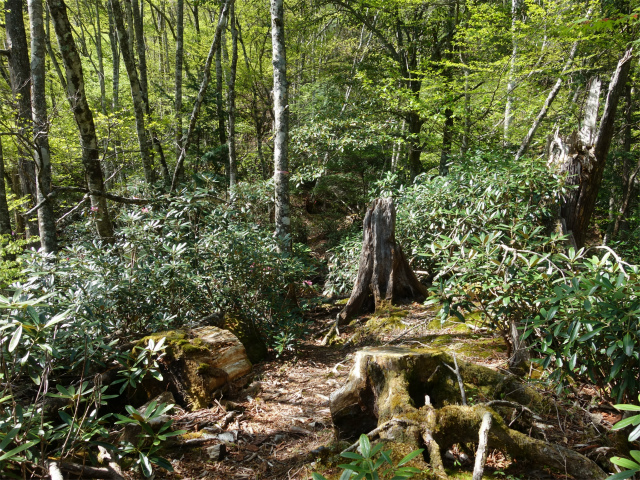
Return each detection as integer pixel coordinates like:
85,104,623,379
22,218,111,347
329,153,640,401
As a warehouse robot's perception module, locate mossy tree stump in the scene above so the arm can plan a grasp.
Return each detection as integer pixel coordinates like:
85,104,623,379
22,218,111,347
330,347,606,479
337,198,427,327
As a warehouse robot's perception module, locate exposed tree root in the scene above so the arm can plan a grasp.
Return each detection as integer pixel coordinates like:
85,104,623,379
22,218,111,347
329,347,607,479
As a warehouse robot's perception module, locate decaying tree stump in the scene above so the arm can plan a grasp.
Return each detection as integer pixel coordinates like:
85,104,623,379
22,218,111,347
330,347,607,479
337,198,427,327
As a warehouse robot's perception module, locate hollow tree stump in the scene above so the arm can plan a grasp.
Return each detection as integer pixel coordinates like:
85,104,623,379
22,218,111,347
330,347,607,479
337,198,427,327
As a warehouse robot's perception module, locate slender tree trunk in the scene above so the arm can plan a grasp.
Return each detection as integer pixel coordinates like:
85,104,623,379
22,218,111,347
170,0,229,191
175,0,184,169
612,83,636,239
48,0,114,241
0,140,12,237
226,0,238,194
45,5,67,90
110,0,155,183
407,112,423,179
270,0,291,252
5,0,37,239
504,0,520,143
131,0,148,103
216,1,226,147
28,0,58,252
94,0,107,115
107,0,120,111
439,108,453,176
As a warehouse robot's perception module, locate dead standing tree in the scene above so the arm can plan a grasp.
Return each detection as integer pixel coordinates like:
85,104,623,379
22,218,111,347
324,198,427,343
549,48,633,248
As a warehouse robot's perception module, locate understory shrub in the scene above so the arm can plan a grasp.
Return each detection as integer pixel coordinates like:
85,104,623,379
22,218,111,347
0,184,314,476
328,153,640,401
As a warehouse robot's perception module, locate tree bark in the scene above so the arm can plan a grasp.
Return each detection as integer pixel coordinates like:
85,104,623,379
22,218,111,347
110,0,155,184
337,198,427,326
215,1,226,147
5,0,38,239
549,49,633,248
503,0,520,143
0,139,12,237
107,0,120,111
270,0,291,252
48,0,115,242
94,0,107,115
174,0,184,170
226,0,238,195
28,0,58,253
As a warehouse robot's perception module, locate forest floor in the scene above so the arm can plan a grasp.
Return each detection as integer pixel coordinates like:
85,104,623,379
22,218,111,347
146,301,623,480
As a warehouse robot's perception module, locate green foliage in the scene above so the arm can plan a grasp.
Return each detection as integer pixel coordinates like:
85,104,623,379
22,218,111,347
330,153,640,400
114,401,186,477
312,434,423,480
0,234,30,289
606,396,640,480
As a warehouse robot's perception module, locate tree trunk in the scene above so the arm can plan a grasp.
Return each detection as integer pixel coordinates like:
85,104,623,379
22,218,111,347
107,0,120,111
337,198,427,326
28,0,58,253
48,0,114,242
110,0,155,184
330,347,607,480
503,0,520,143
270,0,291,252
174,0,184,169
94,0,107,115
226,0,238,195
439,107,453,176
5,0,38,239
215,1,226,147
170,0,230,191
0,140,12,237
549,49,633,248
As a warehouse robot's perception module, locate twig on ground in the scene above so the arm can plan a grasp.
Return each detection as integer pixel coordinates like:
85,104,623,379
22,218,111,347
444,354,467,406
472,412,493,480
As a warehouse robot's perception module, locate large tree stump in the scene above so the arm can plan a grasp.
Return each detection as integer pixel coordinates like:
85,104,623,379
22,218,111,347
330,347,607,479
337,198,427,327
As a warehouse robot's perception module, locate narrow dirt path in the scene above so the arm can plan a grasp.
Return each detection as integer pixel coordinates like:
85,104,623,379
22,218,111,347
155,302,619,480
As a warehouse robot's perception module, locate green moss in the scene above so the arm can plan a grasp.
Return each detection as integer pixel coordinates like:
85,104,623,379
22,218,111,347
364,306,409,333
197,363,213,375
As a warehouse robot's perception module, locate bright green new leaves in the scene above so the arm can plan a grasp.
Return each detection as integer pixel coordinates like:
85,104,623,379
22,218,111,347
313,434,423,480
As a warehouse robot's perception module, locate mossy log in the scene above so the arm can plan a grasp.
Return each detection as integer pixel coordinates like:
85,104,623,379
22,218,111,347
138,327,252,410
330,347,606,479
337,198,427,327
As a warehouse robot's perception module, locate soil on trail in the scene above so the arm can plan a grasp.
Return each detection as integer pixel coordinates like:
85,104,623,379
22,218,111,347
151,302,621,480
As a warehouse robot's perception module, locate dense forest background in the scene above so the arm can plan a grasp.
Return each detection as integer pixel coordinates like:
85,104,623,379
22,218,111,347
1,0,640,477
